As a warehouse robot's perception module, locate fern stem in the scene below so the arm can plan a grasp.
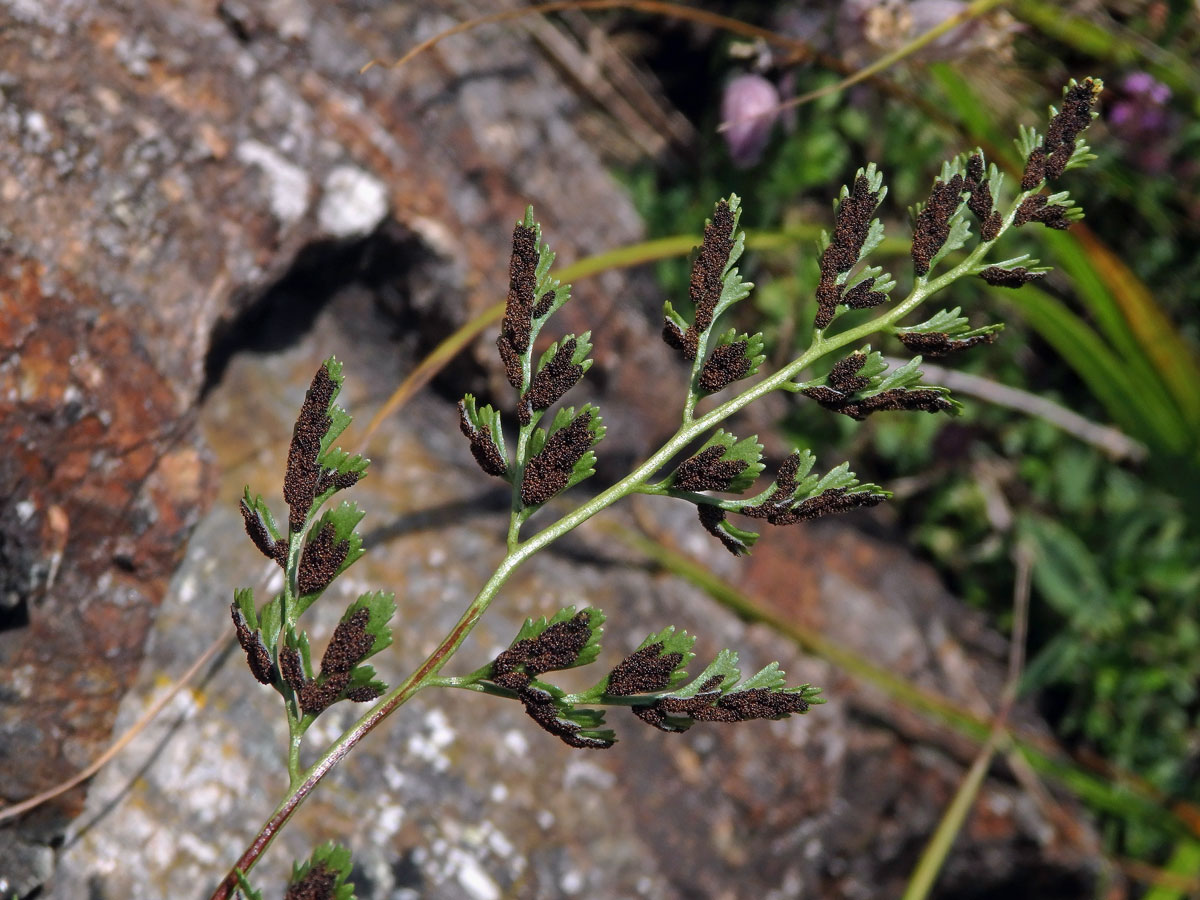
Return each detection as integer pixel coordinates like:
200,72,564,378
211,174,1034,899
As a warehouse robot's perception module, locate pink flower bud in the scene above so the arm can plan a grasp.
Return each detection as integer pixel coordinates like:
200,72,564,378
721,74,780,167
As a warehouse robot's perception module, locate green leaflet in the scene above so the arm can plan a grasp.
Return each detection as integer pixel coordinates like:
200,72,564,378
233,868,264,900
287,842,357,900
343,591,397,661
508,605,605,671
524,206,573,326
294,501,366,618
316,357,369,479
241,489,283,544
577,625,697,702
676,429,765,494
897,306,1005,342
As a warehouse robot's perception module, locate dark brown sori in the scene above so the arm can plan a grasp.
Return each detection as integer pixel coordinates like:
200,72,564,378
232,605,274,685
767,451,802,498
522,337,584,424
520,410,596,506
897,330,997,358
1013,194,1072,230
498,223,538,389
803,352,954,420
457,400,508,478
532,288,557,319
963,152,1002,241
631,676,809,731
663,199,735,359
814,173,883,329
284,366,336,534
314,467,361,497
491,611,594,679
605,643,684,696
488,612,613,749
977,265,1047,288
697,339,752,393
283,862,338,900
296,522,349,596
743,481,884,526
696,503,745,556
827,352,871,394
911,173,967,277
840,278,889,312
672,445,748,493
1036,78,1100,183
515,685,613,749
280,609,378,716
279,646,306,695
806,385,954,420
321,609,375,675
240,498,288,567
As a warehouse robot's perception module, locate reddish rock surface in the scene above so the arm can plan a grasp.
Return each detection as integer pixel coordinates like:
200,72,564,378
1,0,643,892
2,1,1109,898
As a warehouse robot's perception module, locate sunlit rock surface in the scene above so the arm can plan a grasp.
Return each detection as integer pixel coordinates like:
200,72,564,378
4,0,1104,896
53,296,1102,898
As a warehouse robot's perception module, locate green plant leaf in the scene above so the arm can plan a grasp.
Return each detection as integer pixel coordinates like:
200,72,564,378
344,664,387,702
342,591,397,660
662,195,754,378
1019,514,1109,621
257,593,283,653
698,328,766,394
629,649,821,733
525,681,617,747
729,450,889,527
522,332,595,428
701,512,760,555
508,606,605,671
459,393,510,480
533,331,593,378
801,349,963,417
315,358,368,475
672,430,765,494
928,204,972,272
241,489,283,544
733,661,787,693
234,587,259,631
673,648,741,698
290,627,314,680
578,625,698,701
525,208,573,325
295,501,366,617
233,868,264,900
813,163,891,329
1015,123,1041,163
662,300,689,336
841,263,897,299
288,842,357,900
898,306,1006,342
522,404,606,507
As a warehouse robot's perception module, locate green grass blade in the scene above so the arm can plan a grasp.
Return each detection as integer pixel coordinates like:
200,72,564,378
901,735,1000,900
1143,839,1200,900
1000,285,1188,454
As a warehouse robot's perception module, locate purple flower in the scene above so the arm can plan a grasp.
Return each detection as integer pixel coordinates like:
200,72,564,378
1108,72,1174,172
1122,71,1171,105
721,74,781,168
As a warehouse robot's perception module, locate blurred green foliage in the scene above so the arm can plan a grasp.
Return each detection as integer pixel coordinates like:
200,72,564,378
620,0,1200,864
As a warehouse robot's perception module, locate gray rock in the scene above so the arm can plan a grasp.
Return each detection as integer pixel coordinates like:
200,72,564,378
50,290,1103,898
0,0,641,886
2,1,1107,897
